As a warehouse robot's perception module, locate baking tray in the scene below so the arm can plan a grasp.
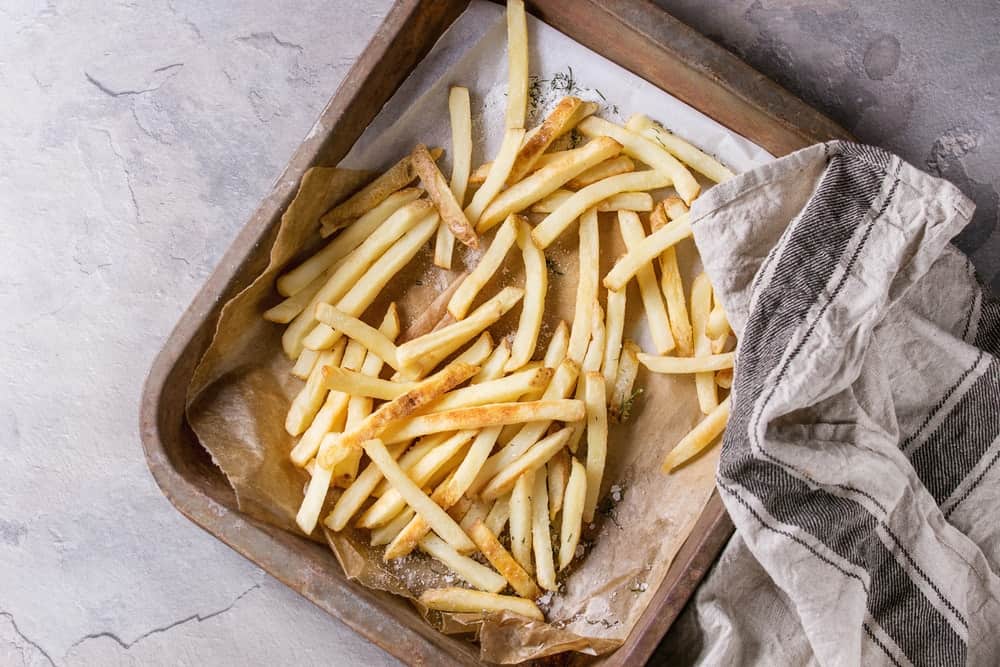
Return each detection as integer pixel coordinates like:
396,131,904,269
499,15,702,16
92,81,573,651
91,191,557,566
139,1,851,664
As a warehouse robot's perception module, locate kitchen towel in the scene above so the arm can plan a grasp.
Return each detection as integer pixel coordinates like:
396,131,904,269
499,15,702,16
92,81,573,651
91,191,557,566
662,141,1000,666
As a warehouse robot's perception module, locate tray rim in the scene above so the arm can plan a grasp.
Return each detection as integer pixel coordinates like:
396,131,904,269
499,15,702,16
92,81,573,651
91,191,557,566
139,0,850,664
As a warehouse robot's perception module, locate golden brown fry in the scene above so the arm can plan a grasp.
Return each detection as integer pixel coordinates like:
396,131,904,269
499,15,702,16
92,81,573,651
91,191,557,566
566,155,635,189
423,367,553,414
412,143,478,248
317,360,479,467
320,150,440,228
418,588,543,622
469,520,540,599
506,216,548,371
509,97,598,183
663,396,731,471
638,352,734,374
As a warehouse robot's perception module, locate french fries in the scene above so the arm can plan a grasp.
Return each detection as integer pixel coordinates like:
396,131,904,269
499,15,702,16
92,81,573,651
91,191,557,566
476,137,622,232
617,210,676,354
435,86,473,269
626,113,735,183
448,216,518,319
577,116,700,205
465,128,527,226
638,352,734,374
650,198,694,356
508,97,598,183
663,396,731,472
469,520,540,599
419,588,543,622
532,170,671,249
263,0,744,637
603,214,692,291
690,273,718,415
531,470,557,591
559,458,586,570
412,143,478,248
320,150,440,229
507,217,547,371
530,190,653,214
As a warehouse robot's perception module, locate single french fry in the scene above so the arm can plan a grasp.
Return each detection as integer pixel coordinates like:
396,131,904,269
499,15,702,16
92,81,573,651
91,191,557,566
265,273,326,323
472,338,511,383
435,86,473,269
459,499,491,535
566,155,635,189
691,273,717,415
582,372,608,522
473,359,579,489
424,367,553,414
707,299,730,340
485,494,511,535
510,471,534,574
609,340,641,422
509,97,598,183
285,340,347,436
320,150,440,228
318,360,479,467
419,588,543,622
544,320,570,368
567,208,600,363
323,441,413,531
397,287,524,368
371,507,414,546
280,188,423,296
296,461,334,535
506,216,548,371
604,214,692,291
530,190,653,214
577,116,700,205
559,457,586,570
638,352,735,374
627,114,735,183
381,400,584,445
505,0,528,129
282,201,434,357
418,534,506,592
476,137,622,232
413,143,478,249
618,210,676,354
469,520,540,599
547,448,570,519
362,438,475,553
532,171,671,249
465,128,526,227
447,216,518,319
663,396,731,472
531,471,557,591
480,427,573,500
291,348,321,380
650,199,694,356
313,304,400,367
322,368,415,400
716,367,733,389
602,288,627,395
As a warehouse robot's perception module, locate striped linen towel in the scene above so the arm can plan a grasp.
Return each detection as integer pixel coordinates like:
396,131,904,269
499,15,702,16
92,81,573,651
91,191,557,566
663,141,1000,666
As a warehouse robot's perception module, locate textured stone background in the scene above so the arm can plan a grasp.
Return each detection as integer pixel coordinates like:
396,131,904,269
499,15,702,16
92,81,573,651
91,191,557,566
1,1,995,665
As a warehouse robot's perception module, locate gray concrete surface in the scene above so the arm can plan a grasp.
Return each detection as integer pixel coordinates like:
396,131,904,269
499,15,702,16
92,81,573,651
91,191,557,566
0,1,996,666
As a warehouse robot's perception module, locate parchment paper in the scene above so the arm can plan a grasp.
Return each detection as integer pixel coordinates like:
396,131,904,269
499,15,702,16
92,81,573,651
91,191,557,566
187,2,773,663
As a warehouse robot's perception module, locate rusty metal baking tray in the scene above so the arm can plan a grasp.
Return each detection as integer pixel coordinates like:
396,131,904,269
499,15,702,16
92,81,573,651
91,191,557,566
140,1,850,664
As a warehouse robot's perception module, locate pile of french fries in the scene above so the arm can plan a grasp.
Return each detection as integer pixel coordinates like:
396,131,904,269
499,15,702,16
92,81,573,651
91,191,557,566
263,0,735,625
